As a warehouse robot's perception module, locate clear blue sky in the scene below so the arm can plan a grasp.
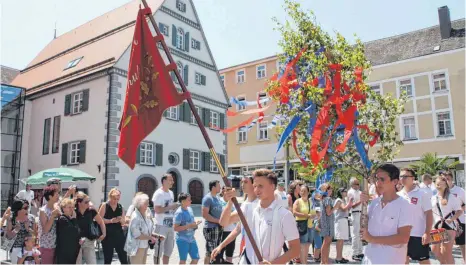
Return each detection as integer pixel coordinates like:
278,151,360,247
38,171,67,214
1,0,464,70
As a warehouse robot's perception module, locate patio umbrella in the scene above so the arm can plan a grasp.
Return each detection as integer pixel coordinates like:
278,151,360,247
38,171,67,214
26,167,96,185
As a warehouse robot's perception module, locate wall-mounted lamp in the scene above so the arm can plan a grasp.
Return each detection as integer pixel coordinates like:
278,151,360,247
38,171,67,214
97,164,101,173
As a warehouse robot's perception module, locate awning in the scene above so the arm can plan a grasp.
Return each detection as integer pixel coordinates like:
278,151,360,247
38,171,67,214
26,167,96,185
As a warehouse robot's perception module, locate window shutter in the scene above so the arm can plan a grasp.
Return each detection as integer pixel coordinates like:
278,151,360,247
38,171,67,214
155,143,163,166
158,22,163,33
184,32,190,52
183,102,191,123
172,24,177,46
201,75,206,86
203,108,210,127
220,113,225,129
64,94,71,116
219,154,226,171
82,89,90,112
179,102,185,122
163,110,168,118
198,41,201,50
136,145,141,164
61,143,68,165
184,65,189,85
202,152,210,171
183,149,190,169
79,140,86,163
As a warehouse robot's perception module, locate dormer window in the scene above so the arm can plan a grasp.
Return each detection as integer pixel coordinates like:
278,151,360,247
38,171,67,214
64,57,83,70
176,0,186,12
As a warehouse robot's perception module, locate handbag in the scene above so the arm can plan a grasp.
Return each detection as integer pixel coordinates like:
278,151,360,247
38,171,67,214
435,197,462,239
88,221,102,240
296,199,310,236
1,231,16,251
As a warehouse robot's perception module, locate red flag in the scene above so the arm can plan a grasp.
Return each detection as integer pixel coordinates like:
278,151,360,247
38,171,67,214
118,7,187,169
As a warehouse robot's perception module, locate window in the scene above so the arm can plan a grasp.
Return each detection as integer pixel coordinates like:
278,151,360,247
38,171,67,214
42,118,51,155
176,61,183,84
210,157,219,173
236,96,246,111
370,84,381,95
437,112,452,136
237,70,245,83
176,0,186,12
69,142,80,165
258,92,267,106
210,111,219,129
257,65,266,79
64,57,83,70
195,72,206,85
220,75,225,86
189,150,200,170
191,39,201,50
52,116,61,153
72,92,83,114
191,106,200,125
140,142,154,165
257,121,269,140
176,28,184,50
237,127,247,143
402,117,416,140
433,73,447,91
167,106,178,120
399,79,413,97
160,23,169,36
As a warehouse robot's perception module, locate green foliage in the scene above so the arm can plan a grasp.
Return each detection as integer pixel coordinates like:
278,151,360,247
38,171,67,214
410,152,459,176
268,0,406,182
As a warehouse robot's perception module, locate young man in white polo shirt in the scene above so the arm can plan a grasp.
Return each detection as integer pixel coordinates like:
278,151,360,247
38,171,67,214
361,164,414,264
242,169,300,264
274,181,289,210
419,174,436,196
398,168,433,264
442,171,465,261
347,177,364,261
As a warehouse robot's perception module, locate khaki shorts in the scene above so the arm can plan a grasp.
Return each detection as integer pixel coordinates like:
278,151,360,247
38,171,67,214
153,224,175,258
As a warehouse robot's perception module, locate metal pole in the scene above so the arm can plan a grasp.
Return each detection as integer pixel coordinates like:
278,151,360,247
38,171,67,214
140,0,263,261
284,141,290,192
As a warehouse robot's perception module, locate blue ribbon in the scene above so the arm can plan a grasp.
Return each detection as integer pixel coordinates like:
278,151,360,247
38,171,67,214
273,114,302,169
352,127,372,169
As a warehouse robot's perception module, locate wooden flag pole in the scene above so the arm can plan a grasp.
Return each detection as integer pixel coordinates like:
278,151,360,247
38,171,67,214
140,0,263,262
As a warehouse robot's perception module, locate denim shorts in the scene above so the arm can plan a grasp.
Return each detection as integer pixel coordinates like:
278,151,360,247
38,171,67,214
299,228,322,249
176,239,200,261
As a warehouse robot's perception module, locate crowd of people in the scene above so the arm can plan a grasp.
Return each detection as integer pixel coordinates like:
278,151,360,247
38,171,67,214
0,166,465,264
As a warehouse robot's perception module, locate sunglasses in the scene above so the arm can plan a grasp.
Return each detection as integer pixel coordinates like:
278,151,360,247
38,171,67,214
353,183,360,186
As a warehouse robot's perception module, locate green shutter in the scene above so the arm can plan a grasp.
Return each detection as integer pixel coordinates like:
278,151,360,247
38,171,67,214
183,149,190,169
201,75,206,86
79,140,86,163
82,89,90,111
172,24,177,46
136,144,141,164
203,108,210,127
220,113,225,129
64,94,71,116
183,102,191,123
184,32,190,52
202,152,210,172
156,143,163,166
184,65,189,85
219,154,226,172
61,143,68,165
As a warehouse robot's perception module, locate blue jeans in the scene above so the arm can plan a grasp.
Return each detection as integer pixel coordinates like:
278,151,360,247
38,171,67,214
300,228,322,249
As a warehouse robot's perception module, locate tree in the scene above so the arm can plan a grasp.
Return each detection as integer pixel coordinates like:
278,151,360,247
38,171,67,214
266,0,406,183
410,152,459,176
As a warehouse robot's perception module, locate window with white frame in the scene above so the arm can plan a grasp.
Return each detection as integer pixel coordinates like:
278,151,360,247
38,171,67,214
370,84,381,95
72,92,83,114
210,156,218,173
437,112,452,136
176,0,186,12
191,106,200,125
195,73,201,85
220,75,225,86
257,65,266,79
257,121,269,140
140,142,154,165
167,106,178,120
210,111,219,129
176,28,184,50
399,79,413,97
237,127,247,143
237,70,245,83
191,39,201,50
236,96,246,111
258,92,267,106
402,117,416,140
433,73,447,92
69,142,80,165
189,150,200,170
160,24,169,36
64,57,83,70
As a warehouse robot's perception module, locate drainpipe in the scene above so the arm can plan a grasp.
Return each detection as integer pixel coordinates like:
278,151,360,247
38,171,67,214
104,71,113,201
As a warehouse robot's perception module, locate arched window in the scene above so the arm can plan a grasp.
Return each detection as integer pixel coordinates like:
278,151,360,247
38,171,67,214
176,28,184,50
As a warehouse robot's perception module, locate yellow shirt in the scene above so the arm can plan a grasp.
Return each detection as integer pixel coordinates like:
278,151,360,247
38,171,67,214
295,198,316,228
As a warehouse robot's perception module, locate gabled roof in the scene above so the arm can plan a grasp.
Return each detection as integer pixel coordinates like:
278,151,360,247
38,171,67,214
11,0,164,95
1,65,20,84
365,19,465,66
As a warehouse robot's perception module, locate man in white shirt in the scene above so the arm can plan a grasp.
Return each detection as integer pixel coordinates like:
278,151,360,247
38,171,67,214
152,173,179,264
361,164,413,264
442,171,465,261
347,177,363,261
242,169,300,264
274,181,289,210
16,184,35,213
398,168,433,264
419,174,436,196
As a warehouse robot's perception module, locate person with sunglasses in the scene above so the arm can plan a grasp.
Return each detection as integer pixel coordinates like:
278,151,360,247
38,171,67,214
347,177,364,261
361,164,414,264
75,192,106,264
398,168,433,264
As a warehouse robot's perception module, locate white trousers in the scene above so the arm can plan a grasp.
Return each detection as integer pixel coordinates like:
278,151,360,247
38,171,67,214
350,212,363,256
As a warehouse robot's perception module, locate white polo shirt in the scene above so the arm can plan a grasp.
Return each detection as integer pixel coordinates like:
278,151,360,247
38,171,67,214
419,183,436,197
274,190,289,209
244,199,299,264
397,187,432,237
363,196,413,265
348,188,362,211
450,185,465,223
240,198,259,261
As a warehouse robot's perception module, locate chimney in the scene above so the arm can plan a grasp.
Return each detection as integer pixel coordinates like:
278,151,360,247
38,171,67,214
438,6,451,39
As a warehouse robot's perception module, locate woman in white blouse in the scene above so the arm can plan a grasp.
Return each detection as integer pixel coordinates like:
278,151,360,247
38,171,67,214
431,176,463,265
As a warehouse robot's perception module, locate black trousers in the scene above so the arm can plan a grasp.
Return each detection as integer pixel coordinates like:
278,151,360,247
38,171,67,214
101,231,128,264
